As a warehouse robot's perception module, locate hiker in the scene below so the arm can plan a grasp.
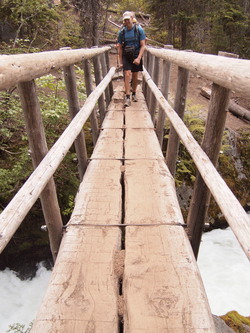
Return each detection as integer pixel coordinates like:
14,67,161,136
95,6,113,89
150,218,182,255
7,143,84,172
117,11,146,107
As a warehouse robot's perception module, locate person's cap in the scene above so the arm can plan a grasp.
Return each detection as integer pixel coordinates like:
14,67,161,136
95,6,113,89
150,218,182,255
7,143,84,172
123,11,131,20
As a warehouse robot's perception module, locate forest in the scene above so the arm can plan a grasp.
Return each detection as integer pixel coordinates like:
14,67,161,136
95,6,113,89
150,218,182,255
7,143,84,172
0,0,249,57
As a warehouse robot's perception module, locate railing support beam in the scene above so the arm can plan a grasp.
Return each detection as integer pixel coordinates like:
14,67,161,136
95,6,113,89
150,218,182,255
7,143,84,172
149,56,160,124
156,57,171,148
63,65,88,180
105,51,114,99
93,55,106,124
83,59,99,146
187,51,239,258
166,66,189,176
100,53,111,107
17,80,63,261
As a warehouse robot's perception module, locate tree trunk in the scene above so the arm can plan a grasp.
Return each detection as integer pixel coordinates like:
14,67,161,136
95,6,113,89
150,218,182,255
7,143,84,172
77,0,101,47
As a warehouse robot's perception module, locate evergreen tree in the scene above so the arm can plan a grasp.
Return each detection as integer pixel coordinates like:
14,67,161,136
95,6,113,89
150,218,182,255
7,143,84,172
0,0,60,47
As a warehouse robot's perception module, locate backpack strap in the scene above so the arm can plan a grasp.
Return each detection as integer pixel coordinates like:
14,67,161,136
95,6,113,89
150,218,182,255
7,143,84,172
121,24,140,47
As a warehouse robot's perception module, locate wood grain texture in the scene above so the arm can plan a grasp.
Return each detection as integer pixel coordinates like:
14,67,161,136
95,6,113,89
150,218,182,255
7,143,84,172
124,160,184,225
91,129,123,159
123,160,215,332
143,67,250,260
32,160,122,333
107,100,124,111
124,225,215,332
125,110,154,129
125,129,164,160
32,86,217,332
101,111,124,129
147,47,250,95
0,47,110,90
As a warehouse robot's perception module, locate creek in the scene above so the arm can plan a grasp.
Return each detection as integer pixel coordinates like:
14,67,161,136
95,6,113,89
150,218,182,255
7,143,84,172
0,227,249,332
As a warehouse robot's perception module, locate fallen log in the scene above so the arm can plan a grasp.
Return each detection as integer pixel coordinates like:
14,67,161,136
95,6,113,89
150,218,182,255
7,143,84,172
200,87,250,121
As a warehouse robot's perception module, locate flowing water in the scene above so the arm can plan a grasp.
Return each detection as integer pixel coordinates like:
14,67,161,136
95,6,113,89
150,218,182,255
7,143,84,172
0,227,249,332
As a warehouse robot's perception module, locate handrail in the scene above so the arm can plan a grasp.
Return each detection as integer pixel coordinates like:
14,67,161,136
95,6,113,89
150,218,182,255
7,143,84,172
0,46,110,90
143,66,250,261
146,47,250,96
0,66,116,254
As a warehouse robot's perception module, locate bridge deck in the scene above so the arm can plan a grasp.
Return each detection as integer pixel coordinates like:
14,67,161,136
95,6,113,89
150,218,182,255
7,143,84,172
32,87,216,332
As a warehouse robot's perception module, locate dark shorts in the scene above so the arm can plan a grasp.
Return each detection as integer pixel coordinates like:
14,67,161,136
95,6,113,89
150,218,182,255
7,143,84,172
122,54,143,72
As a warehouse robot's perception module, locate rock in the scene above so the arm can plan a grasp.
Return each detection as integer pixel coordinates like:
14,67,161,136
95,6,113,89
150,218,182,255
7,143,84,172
213,315,235,333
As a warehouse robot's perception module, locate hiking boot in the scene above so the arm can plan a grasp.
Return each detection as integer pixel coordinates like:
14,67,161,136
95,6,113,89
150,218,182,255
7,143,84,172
132,94,138,102
124,96,131,107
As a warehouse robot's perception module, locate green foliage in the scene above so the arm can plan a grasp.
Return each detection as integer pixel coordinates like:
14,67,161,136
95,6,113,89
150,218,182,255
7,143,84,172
221,311,250,332
113,0,146,13
0,0,60,48
237,129,250,177
171,107,205,186
6,322,32,333
210,0,249,56
0,89,31,204
145,0,249,57
56,6,83,48
0,69,87,216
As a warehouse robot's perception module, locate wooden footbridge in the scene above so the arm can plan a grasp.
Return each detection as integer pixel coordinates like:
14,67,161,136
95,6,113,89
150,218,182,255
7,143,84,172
0,46,250,332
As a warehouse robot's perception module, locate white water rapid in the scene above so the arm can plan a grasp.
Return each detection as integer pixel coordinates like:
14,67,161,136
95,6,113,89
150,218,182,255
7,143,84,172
0,227,249,332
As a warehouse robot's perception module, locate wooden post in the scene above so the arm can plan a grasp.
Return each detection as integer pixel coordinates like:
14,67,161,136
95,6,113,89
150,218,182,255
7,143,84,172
156,58,171,147
142,51,148,95
156,45,173,148
17,80,63,261
165,66,189,176
149,56,160,124
105,51,114,99
100,52,111,107
63,65,88,180
93,54,106,123
146,53,155,109
187,52,238,258
83,59,99,145
143,50,150,101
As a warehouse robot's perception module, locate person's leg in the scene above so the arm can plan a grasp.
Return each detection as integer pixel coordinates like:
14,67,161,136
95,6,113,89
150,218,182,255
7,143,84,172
131,71,138,93
124,70,132,95
131,71,138,102
122,56,132,107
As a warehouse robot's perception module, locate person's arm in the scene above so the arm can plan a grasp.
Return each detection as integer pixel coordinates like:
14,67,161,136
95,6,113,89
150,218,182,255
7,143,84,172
133,39,145,65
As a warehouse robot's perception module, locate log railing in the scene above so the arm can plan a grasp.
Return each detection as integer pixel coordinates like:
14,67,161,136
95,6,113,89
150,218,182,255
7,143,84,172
0,45,249,263
143,46,250,260
0,47,114,259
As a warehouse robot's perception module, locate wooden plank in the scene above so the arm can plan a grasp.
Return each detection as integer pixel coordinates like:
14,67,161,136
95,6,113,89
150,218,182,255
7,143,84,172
101,111,124,129
123,159,216,332
112,90,125,100
32,160,122,332
124,160,184,224
125,110,154,129
124,226,216,332
125,100,148,111
91,129,123,159
125,129,164,160
107,100,124,111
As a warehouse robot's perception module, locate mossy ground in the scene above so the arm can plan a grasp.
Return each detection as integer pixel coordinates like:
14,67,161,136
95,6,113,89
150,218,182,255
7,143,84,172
221,311,250,332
